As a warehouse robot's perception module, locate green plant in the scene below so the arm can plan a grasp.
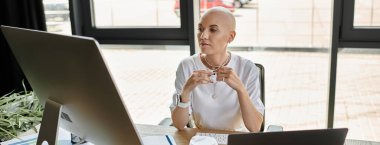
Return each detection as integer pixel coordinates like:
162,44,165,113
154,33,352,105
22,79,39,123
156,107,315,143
0,84,43,142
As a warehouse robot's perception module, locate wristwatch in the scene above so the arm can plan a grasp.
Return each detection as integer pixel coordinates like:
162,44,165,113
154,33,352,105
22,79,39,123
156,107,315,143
176,94,190,108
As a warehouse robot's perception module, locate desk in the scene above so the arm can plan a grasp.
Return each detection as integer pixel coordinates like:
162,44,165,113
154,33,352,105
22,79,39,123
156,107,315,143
136,124,380,145
137,124,237,145
17,124,380,145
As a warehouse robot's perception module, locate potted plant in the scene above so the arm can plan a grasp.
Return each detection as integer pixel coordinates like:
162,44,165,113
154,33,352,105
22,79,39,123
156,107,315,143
0,83,43,142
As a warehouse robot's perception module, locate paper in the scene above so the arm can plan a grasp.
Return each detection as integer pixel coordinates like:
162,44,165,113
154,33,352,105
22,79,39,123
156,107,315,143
1,128,74,145
1,129,175,145
142,135,177,145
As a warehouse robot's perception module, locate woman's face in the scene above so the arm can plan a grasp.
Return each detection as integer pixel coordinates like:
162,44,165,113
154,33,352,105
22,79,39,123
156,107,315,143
197,11,235,55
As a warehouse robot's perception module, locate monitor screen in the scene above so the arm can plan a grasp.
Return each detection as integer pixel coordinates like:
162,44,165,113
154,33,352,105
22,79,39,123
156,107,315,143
1,25,143,145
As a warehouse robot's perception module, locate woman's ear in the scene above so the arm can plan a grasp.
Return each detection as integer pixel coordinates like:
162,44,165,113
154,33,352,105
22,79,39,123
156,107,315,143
229,31,236,43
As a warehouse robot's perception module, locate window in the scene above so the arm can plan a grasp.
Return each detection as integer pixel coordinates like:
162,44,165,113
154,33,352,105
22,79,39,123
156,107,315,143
341,0,380,42
334,48,380,142
329,0,380,141
92,0,180,28
354,0,380,27
73,0,193,45
66,0,380,141
100,45,189,125
201,0,332,130
43,0,72,35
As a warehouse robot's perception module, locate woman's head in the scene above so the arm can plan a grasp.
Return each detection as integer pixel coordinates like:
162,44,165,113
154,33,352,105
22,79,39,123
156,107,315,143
198,7,236,55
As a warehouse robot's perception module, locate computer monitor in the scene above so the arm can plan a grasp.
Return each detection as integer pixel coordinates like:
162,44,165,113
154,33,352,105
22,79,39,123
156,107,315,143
1,25,143,145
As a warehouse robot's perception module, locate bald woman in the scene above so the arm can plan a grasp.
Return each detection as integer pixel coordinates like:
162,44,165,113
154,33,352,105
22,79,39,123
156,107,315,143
170,7,264,132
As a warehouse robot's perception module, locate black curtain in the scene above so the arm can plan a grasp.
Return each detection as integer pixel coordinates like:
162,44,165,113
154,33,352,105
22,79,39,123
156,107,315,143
0,0,46,96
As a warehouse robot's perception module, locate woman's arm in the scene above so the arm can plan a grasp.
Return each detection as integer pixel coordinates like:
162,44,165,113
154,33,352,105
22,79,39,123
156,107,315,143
171,92,190,130
236,89,263,132
171,70,212,130
217,67,263,132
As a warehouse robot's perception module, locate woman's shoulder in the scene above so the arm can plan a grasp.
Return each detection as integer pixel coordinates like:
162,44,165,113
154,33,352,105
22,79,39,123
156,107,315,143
231,53,256,67
178,53,199,66
180,53,199,63
230,53,259,78
177,53,200,70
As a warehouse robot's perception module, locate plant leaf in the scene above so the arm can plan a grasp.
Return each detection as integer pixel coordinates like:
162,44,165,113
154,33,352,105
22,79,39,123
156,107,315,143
0,89,43,141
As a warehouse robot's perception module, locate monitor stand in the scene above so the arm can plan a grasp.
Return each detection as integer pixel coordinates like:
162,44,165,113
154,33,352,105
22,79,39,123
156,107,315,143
36,99,62,145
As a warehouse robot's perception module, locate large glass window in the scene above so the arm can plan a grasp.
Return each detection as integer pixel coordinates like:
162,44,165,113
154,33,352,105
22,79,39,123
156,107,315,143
201,0,332,130
76,0,190,44
63,0,380,141
106,0,334,128
191,0,380,49
92,0,180,28
341,0,380,42
100,45,189,124
43,0,72,35
234,50,329,130
327,0,379,142
334,48,380,142
354,0,380,27
198,0,332,48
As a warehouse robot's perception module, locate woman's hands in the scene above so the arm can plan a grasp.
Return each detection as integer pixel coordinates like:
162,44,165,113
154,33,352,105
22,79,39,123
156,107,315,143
181,70,213,100
183,67,245,96
216,67,245,92
178,67,262,132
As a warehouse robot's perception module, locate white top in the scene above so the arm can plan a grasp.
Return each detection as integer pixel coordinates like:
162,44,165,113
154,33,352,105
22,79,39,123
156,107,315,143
170,53,265,131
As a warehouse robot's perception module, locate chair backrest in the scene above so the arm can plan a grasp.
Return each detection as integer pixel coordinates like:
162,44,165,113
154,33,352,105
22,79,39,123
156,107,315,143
255,63,265,132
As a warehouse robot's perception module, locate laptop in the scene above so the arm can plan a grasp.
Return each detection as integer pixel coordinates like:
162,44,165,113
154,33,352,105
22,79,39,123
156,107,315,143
228,128,348,145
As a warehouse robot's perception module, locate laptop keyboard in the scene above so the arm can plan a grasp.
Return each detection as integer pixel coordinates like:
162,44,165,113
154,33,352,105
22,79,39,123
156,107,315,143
196,132,229,144
344,139,380,145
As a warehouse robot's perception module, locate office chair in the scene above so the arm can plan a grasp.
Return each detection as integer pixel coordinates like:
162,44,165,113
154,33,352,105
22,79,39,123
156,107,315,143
255,63,265,132
159,63,282,132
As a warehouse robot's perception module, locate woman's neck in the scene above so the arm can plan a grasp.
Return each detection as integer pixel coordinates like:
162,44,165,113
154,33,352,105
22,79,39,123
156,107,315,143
203,52,230,67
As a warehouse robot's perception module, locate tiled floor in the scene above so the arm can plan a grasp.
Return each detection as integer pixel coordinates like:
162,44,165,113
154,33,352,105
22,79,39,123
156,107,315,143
100,47,380,142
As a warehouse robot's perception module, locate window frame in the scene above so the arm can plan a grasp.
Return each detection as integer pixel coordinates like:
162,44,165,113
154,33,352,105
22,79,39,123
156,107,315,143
328,0,380,128
340,0,380,44
70,0,193,45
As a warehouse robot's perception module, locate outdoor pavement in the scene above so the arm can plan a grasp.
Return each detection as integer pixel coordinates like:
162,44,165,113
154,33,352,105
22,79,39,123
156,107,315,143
100,46,380,142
